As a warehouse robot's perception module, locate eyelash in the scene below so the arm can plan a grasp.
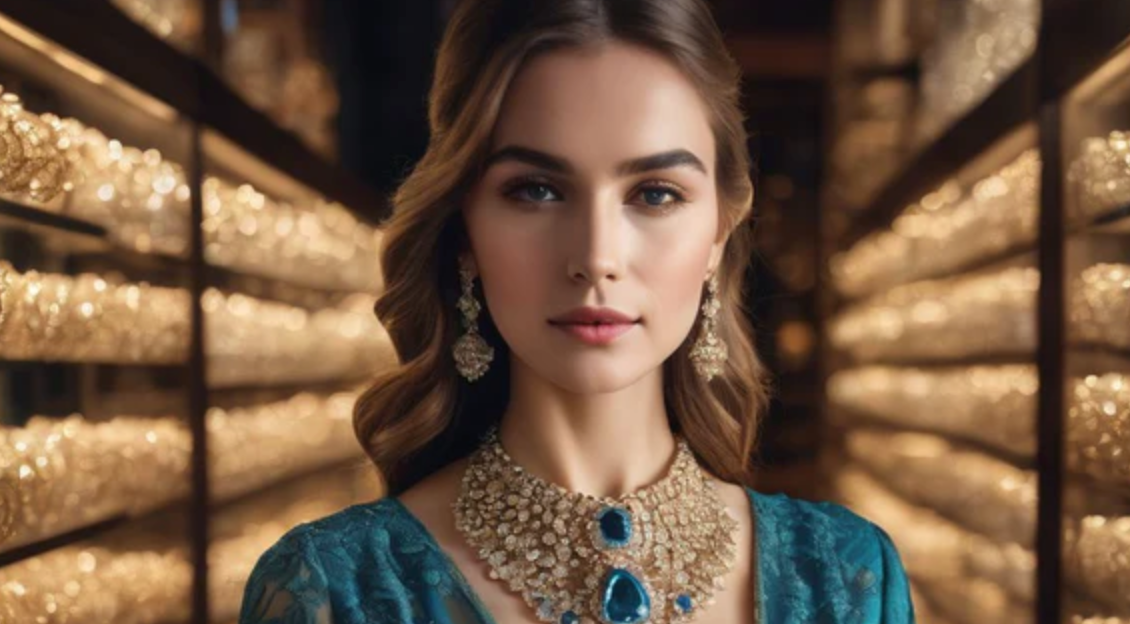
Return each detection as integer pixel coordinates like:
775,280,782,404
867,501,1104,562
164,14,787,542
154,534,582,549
502,175,689,214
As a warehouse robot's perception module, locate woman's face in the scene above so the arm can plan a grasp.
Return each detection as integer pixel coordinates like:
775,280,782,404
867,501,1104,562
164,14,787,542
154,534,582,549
462,41,725,393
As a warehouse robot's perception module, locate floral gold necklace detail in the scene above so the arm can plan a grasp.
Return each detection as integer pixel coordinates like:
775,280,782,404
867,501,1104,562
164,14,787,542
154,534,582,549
453,430,739,624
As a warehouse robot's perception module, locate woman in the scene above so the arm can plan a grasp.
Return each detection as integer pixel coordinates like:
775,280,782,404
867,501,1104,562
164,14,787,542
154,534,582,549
238,0,916,622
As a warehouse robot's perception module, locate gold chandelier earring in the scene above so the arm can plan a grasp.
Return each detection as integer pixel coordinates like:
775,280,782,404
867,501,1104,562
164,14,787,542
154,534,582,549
689,272,727,382
452,260,494,382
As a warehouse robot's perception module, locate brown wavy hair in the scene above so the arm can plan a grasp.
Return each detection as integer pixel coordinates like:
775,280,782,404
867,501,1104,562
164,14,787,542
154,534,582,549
355,0,770,497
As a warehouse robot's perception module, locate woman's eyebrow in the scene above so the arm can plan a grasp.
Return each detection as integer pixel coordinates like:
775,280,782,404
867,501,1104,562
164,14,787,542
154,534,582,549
483,146,708,176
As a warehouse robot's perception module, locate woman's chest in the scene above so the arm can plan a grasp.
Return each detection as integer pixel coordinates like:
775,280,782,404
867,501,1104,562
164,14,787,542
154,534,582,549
440,501,758,624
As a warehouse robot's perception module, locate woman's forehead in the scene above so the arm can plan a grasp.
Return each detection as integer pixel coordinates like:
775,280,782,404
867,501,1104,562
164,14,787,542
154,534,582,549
489,42,716,175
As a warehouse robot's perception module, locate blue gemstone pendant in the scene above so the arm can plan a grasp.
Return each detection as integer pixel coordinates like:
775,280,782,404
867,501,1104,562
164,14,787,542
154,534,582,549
594,506,633,549
600,568,651,623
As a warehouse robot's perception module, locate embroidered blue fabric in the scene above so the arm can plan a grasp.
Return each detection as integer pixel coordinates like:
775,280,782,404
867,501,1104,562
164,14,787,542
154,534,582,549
237,488,916,624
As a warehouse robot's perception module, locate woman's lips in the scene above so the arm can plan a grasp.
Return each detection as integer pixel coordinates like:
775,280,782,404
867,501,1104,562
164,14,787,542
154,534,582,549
549,321,637,345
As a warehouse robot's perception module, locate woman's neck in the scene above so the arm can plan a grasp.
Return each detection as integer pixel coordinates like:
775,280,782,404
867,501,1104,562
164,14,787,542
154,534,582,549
498,362,677,499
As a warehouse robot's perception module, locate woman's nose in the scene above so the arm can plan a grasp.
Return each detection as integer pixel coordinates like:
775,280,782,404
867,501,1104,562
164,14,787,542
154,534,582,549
565,197,625,285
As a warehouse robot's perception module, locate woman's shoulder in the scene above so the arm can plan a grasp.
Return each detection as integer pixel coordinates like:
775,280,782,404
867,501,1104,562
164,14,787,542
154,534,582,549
746,485,900,571
277,497,403,540
239,498,452,624
744,487,916,623
746,487,883,543
260,497,430,571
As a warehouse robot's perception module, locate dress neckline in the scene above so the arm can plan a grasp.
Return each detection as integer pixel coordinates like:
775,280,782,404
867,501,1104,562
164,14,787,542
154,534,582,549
386,486,764,624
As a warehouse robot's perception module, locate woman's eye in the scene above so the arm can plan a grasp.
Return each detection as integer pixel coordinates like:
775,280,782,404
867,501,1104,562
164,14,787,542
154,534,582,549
638,186,684,208
509,182,561,203
504,179,687,212
634,184,689,213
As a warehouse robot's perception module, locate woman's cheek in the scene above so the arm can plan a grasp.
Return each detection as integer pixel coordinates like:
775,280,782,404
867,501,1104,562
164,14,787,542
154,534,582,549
645,215,714,287
478,243,550,340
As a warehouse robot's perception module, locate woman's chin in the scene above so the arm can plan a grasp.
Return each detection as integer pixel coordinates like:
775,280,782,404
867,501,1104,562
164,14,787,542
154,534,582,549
538,361,653,394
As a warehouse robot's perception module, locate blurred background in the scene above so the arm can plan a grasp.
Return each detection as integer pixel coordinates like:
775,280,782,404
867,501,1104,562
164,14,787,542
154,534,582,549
0,0,1128,623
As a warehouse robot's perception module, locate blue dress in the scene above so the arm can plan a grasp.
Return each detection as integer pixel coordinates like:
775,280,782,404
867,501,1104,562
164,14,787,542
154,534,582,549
237,488,916,624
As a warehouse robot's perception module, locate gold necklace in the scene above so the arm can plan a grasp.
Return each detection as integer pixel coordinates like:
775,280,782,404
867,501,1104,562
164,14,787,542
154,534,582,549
453,430,738,624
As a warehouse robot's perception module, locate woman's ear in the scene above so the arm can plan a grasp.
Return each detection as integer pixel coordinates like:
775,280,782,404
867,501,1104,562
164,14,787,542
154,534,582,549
707,239,725,278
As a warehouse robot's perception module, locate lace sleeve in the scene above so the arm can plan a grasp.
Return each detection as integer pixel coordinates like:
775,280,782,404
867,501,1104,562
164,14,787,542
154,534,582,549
238,529,335,624
869,523,916,623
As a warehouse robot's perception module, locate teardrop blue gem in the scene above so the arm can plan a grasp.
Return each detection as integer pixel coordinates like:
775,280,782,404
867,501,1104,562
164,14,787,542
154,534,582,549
601,568,651,623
